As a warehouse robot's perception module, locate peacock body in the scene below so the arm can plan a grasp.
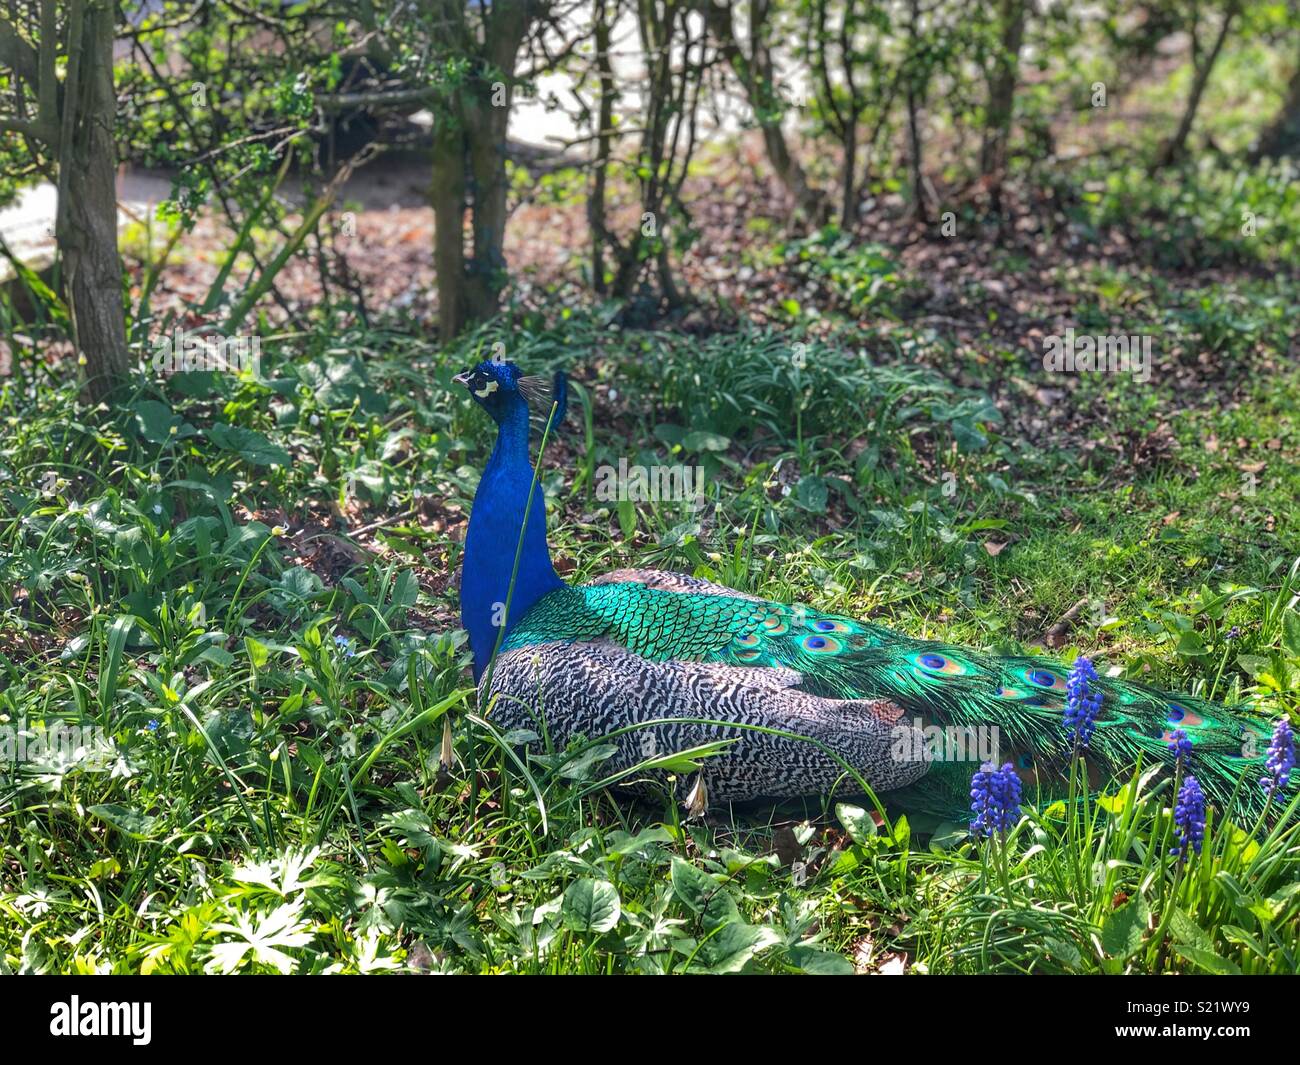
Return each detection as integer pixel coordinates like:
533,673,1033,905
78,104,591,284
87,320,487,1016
456,359,1281,824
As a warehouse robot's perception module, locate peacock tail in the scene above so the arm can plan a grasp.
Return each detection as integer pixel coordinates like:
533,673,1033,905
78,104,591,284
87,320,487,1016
454,358,1288,829
495,571,1278,824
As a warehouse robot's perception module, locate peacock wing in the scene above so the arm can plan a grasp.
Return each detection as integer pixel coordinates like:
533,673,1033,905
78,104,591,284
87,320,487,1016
483,640,929,801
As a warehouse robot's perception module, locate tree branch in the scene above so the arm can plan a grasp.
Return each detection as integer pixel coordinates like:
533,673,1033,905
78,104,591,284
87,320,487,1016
0,116,56,140
0,16,40,91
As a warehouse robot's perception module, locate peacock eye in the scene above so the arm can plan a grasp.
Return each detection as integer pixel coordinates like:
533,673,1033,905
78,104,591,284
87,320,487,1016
1017,752,1034,769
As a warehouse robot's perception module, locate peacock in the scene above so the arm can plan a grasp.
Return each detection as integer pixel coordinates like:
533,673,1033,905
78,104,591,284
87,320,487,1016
455,358,1288,826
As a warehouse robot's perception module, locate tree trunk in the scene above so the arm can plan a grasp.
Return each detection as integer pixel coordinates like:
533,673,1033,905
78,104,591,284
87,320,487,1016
589,0,615,293
905,0,929,223
463,0,529,322
428,0,531,340
56,0,129,403
906,84,928,223
839,118,857,229
463,98,511,323
701,0,827,227
431,118,468,340
1252,40,1300,159
1153,1,1240,170
979,0,1026,210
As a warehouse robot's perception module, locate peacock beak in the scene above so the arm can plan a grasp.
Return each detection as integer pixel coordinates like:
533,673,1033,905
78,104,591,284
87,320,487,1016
452,371,473,389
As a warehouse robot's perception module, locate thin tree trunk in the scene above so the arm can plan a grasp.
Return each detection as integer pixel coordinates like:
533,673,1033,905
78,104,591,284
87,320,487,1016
589,0,615,293
431,119,467,340
980,0,1026,211
906,85,928,223
1153,1,1240,170
427,0,531,339
839,119,857,228
905,0,928,223
57,0,129,403
1254,56,1300,160
701,0,827,226
463,0,529,321
463,99,511,322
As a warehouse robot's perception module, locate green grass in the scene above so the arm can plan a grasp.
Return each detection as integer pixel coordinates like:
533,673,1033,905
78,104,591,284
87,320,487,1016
3,160,1300,973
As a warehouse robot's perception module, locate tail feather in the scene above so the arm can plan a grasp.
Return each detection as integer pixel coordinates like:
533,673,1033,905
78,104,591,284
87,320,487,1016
508,580,1286,825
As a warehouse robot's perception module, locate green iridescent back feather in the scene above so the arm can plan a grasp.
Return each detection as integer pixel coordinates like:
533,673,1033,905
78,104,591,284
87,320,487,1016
503,582,1279,822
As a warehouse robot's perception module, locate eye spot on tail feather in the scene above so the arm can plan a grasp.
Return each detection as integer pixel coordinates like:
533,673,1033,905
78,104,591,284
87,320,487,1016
910,651,970,677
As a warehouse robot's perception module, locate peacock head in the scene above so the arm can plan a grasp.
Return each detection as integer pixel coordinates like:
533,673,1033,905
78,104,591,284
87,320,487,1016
453,358,567,429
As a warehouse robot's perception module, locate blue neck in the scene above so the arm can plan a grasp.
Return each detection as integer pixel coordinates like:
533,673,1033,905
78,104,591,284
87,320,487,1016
461,395,564,680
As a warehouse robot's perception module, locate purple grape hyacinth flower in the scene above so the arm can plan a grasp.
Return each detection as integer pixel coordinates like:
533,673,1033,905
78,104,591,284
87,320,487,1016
1172,774,1207,862
1168,728,1193,768
970,761,1022,838
1261,717,1296,797
1064,656,1104,750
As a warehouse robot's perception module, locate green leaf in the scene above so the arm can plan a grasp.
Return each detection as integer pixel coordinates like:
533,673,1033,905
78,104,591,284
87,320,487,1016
701,923,782,973
928,821,968,851
653,423,686,447
88,804,159,840
616,498,637,539
787,945,855,975
1172,945,1242,976
1235,654,1270,678
197,645,235,668
1100,895,1150,959
561,878,621,934
391,569,419,611
1282,611,1300,657
682,430,730,453
1168,907,1214,952
794,475,829,513
1175,630,1208,657
555,743,619,780
99,616,135,711
132,400,196,444
604,826,675,860
670,857,738,931
206,423,292,467
245,636,271,670
835,803,877,845
951,419,988,452
1044,937,1082,972
280,566,325,601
